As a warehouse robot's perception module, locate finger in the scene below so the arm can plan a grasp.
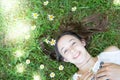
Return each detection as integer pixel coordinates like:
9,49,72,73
81,72,89,79
96,70,108,77
82,72,93,80
97,66,107,74
96,74,106,78
97,75,110,80
87,74,96,80
102,63,113,67
97,63,114,73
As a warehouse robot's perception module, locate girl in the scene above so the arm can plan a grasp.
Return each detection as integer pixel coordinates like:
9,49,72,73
40,13,120,80
54,31,120,80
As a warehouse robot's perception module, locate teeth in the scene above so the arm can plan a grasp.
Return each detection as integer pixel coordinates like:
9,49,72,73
74,53,78,57
73,52,79,59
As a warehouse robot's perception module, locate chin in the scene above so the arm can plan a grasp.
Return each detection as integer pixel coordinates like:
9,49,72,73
79,57,85,63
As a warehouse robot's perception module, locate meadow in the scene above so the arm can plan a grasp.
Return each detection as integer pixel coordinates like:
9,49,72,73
0,0,120,80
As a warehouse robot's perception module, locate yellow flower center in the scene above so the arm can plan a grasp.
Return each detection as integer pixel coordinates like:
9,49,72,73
34,14,38,17
50,16,53,19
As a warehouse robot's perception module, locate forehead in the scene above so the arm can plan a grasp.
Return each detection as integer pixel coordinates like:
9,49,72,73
59,35,79,42
57,35,80,48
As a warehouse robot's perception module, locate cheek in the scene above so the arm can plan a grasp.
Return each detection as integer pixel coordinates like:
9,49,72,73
66,53,72,58
76,46,86,59
76,46,81,50
61,53,70,58
64,54,73,61
75,45,83,51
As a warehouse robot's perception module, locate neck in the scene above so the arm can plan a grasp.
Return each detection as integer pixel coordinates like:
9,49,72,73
76,55,98,74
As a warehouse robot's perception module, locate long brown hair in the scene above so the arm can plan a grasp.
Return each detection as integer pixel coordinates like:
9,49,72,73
39,13,108,61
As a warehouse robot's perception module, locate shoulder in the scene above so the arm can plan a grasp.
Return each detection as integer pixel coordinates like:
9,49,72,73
98,46,120,64
72,73,79,80
72,71,82,80
103,46,120,52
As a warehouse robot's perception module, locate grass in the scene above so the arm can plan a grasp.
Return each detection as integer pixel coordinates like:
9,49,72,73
0,0,120,80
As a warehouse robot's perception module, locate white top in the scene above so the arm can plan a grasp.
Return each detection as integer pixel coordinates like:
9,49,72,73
73,50,120,80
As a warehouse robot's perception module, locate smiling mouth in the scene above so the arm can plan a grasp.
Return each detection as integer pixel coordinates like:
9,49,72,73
73,52,81,59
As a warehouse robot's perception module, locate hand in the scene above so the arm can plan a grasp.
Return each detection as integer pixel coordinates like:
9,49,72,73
96,63,120,80
80,71,95,80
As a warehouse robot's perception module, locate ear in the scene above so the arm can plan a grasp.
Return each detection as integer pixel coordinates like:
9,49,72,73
63,58,69,62
81,39,86,46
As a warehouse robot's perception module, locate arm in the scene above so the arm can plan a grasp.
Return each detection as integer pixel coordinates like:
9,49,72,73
96,46,120,80
96,63,120,80
73,72,94,80
78,72,94,80
103,46,119,52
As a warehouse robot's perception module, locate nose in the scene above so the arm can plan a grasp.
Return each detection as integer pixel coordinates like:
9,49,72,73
71,50,74,53
68,46,75,54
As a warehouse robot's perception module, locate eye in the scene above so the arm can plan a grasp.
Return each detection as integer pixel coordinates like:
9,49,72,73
64,50,68,54
72,42,76,45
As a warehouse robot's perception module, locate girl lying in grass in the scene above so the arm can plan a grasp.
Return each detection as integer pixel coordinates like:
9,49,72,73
40,13,120,80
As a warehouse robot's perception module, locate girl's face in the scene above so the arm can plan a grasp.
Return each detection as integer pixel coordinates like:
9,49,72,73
57,35,90,64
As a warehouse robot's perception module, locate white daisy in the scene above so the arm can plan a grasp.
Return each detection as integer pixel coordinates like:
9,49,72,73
43,1,49,6
26,59,30,64
25,34,30,40
71,6,77,11
31,25,36,30
50,39,56,46
50,72,55,78
113,0,120,5
48,15,55,21
59,65,64,70
16,63,25,73
44,39,50,44
40,64,44,69
32,13,39,19
33,74,41,80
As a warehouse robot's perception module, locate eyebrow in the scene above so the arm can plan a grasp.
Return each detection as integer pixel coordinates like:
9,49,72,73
69,38,74,42
60,38,74,52
61,47,64,53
